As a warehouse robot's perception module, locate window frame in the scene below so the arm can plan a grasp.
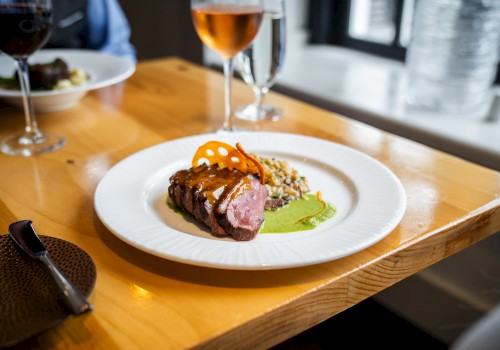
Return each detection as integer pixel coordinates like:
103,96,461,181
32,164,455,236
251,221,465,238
307,0,500,83
308,0,406,61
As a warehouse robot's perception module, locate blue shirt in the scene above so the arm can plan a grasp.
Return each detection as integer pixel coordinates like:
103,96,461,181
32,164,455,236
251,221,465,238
85,0,137,63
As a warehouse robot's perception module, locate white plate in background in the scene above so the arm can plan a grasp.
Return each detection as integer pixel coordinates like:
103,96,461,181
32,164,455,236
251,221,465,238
0,49,135,112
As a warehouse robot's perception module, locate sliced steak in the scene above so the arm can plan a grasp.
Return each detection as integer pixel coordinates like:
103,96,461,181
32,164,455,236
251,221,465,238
168,164,268,241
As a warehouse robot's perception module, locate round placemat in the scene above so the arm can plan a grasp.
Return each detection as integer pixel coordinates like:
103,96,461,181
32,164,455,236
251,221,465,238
0,234,96,348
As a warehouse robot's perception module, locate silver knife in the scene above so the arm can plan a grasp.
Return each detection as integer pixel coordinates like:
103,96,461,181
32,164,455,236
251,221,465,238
8,220,92,315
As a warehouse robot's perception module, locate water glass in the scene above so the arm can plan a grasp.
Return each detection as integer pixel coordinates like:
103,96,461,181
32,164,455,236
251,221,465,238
235,0,286,122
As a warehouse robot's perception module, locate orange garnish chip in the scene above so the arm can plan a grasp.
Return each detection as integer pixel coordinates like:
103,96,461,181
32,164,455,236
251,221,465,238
192,141,265,184
236,142,265,185
192,141,253,172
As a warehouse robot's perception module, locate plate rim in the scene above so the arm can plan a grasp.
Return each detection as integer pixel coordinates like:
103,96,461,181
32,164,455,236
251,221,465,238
94,132,407,270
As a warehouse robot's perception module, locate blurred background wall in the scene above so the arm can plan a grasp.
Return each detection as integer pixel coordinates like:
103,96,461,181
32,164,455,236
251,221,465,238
120,0,202,64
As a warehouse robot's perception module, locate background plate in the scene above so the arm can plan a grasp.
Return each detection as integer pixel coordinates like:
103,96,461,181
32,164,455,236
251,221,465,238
94,132,406,270
0,49,135,112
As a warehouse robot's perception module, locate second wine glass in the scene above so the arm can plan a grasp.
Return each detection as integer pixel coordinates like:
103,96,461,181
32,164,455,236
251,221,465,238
191,0,263,132
235,0,286,122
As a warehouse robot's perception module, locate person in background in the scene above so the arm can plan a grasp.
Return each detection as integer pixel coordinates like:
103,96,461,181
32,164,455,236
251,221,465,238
45,0,137,63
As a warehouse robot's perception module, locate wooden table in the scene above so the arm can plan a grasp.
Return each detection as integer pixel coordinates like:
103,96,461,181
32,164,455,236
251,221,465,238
1,57,499,349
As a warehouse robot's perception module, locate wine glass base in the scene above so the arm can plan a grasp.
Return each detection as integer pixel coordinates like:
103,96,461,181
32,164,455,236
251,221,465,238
200,125,234,134
206,124,249,134
234,104,284,122
212,127,239,135
1,132,66,156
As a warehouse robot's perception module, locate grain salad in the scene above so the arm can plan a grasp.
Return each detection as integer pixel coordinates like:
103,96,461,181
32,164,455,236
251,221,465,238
254,155,310,209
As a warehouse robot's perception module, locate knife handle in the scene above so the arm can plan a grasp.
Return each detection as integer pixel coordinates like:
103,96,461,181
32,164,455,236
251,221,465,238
38,254,93,315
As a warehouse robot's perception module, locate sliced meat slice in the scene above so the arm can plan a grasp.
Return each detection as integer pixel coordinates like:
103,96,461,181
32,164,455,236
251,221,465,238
168,164,268,241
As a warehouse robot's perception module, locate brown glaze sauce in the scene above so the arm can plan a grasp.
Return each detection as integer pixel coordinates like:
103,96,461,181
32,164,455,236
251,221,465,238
170,164,252,212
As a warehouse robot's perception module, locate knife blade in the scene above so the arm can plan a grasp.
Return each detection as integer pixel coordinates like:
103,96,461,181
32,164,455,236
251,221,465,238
8,220,92,315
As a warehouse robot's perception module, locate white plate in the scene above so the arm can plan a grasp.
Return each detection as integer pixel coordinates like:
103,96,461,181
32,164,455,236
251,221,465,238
94,132,407,270
0,49,135,112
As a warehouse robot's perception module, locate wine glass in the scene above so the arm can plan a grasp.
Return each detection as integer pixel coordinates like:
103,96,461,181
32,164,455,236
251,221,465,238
0,0,65,156
235,0,286,122
191,0,264,132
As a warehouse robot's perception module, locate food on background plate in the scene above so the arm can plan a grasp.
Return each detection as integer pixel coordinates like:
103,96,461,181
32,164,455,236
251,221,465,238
167,141,336,241
0,57,89,91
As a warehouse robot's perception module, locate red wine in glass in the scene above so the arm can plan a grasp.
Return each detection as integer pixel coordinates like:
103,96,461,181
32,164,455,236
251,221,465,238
0,1,65,156
0,4,52,57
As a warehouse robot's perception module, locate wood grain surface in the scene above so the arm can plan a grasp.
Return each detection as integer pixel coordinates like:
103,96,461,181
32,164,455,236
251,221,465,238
0,57,499,350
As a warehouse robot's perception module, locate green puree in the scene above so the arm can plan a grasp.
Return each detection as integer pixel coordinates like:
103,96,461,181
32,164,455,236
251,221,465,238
261,194,336,233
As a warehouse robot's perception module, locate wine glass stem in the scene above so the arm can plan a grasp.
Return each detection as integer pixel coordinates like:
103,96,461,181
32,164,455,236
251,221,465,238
15,58,43,142
222,57,235,131
254,87,265,108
